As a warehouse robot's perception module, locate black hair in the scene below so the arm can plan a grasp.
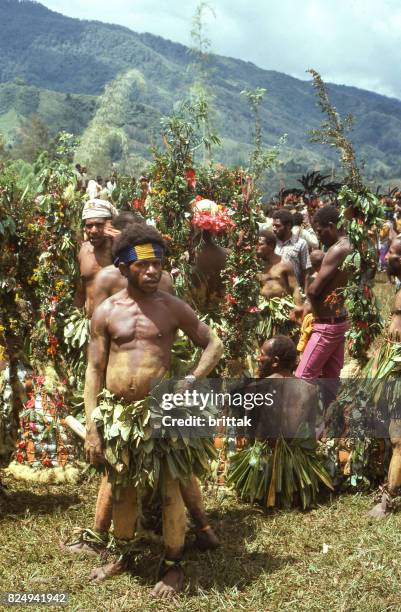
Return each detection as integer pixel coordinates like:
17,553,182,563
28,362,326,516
292,212,303,226
112,211,145,230
259,229,277,248
268,335,297,370
272,209,293,227
112,223,166,258
262,202,274,217
313,205,339,227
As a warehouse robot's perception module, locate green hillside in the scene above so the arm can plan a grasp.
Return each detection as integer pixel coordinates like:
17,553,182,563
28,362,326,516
0,81,97,143
1,0,401,188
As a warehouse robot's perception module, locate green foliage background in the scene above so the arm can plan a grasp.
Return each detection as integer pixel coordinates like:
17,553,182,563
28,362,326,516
1,0,401,191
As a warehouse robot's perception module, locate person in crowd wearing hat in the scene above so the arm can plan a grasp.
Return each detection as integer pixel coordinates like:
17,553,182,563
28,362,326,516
74,199,118,318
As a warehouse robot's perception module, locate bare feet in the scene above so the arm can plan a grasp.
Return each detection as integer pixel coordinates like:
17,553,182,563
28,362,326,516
368,491,391,520
89,558,127,583
194,525,220,551
151,565,184,598
61,529,108,556
61,541,102,556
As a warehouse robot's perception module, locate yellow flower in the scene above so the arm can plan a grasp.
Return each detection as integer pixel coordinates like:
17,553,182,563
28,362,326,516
55,280,65,291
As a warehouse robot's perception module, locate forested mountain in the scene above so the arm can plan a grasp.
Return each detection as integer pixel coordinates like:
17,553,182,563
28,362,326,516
1,0,401,188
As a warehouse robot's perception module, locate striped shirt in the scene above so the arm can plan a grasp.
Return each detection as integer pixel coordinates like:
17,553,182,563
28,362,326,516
275,236,311,286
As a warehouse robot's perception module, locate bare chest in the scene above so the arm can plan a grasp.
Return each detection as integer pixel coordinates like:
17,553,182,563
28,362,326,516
79,245,112,281
108,303,176,347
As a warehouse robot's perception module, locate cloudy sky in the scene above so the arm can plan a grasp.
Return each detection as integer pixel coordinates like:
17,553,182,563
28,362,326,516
41,0,401,99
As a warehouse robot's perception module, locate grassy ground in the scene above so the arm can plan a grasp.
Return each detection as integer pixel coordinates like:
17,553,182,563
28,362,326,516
0,277,399,611
0,474,401,612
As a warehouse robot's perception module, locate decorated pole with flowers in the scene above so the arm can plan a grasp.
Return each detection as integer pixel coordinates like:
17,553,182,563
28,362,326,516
308,70,386,490
309,69,384,366
1,133,85,478
27,133,82,377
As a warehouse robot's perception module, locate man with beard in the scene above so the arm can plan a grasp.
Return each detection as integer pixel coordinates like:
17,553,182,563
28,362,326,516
253,336,317,440
84,223,223,596
257,230,303,304
74,199,118,318
295,206,352,385
272,209,311,289
369,237,401,517
92,213,174,309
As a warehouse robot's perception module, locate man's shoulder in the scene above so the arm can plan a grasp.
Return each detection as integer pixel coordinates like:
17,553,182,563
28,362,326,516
328,238,352,259
91,293,118,326
279,259,294,274
156,291,185,308
95,264,120,283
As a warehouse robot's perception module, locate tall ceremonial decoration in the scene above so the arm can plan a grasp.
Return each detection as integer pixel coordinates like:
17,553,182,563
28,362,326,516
0,160,38,465
309,70,384,363
308,70,385,489
2,133,83,482
28,133,82,375
220,88,280,370
148,89,279,373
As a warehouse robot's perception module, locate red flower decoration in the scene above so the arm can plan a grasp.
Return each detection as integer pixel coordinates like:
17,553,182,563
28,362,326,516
356,321,368,329
25,398,35,409
191,208,235,234
185,168,197,190
16,452,25,463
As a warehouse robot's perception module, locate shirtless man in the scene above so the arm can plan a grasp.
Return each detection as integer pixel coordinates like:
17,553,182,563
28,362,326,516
369,237,401,517
188,230,228,313
88,218,219,553
295,206,352,383
256,335,317,439
85,224,223,596
256,230,303,304
74,199,118,318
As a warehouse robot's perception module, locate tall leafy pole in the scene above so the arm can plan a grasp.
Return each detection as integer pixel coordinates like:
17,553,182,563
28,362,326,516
308,69,383,365
309,70,385,489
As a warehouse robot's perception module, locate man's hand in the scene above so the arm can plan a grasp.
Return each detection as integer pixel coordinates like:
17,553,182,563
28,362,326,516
290,306,305,324
85,424,105,467
103,220,121,239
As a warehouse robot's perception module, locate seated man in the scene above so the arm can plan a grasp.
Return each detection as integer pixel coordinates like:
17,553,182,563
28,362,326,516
254,336,317,439
228,336,329,509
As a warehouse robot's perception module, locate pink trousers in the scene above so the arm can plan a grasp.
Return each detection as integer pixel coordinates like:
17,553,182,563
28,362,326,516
295,321,348,381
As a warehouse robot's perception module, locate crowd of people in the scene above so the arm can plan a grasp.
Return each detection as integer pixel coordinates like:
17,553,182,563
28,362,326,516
3,171,401,599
